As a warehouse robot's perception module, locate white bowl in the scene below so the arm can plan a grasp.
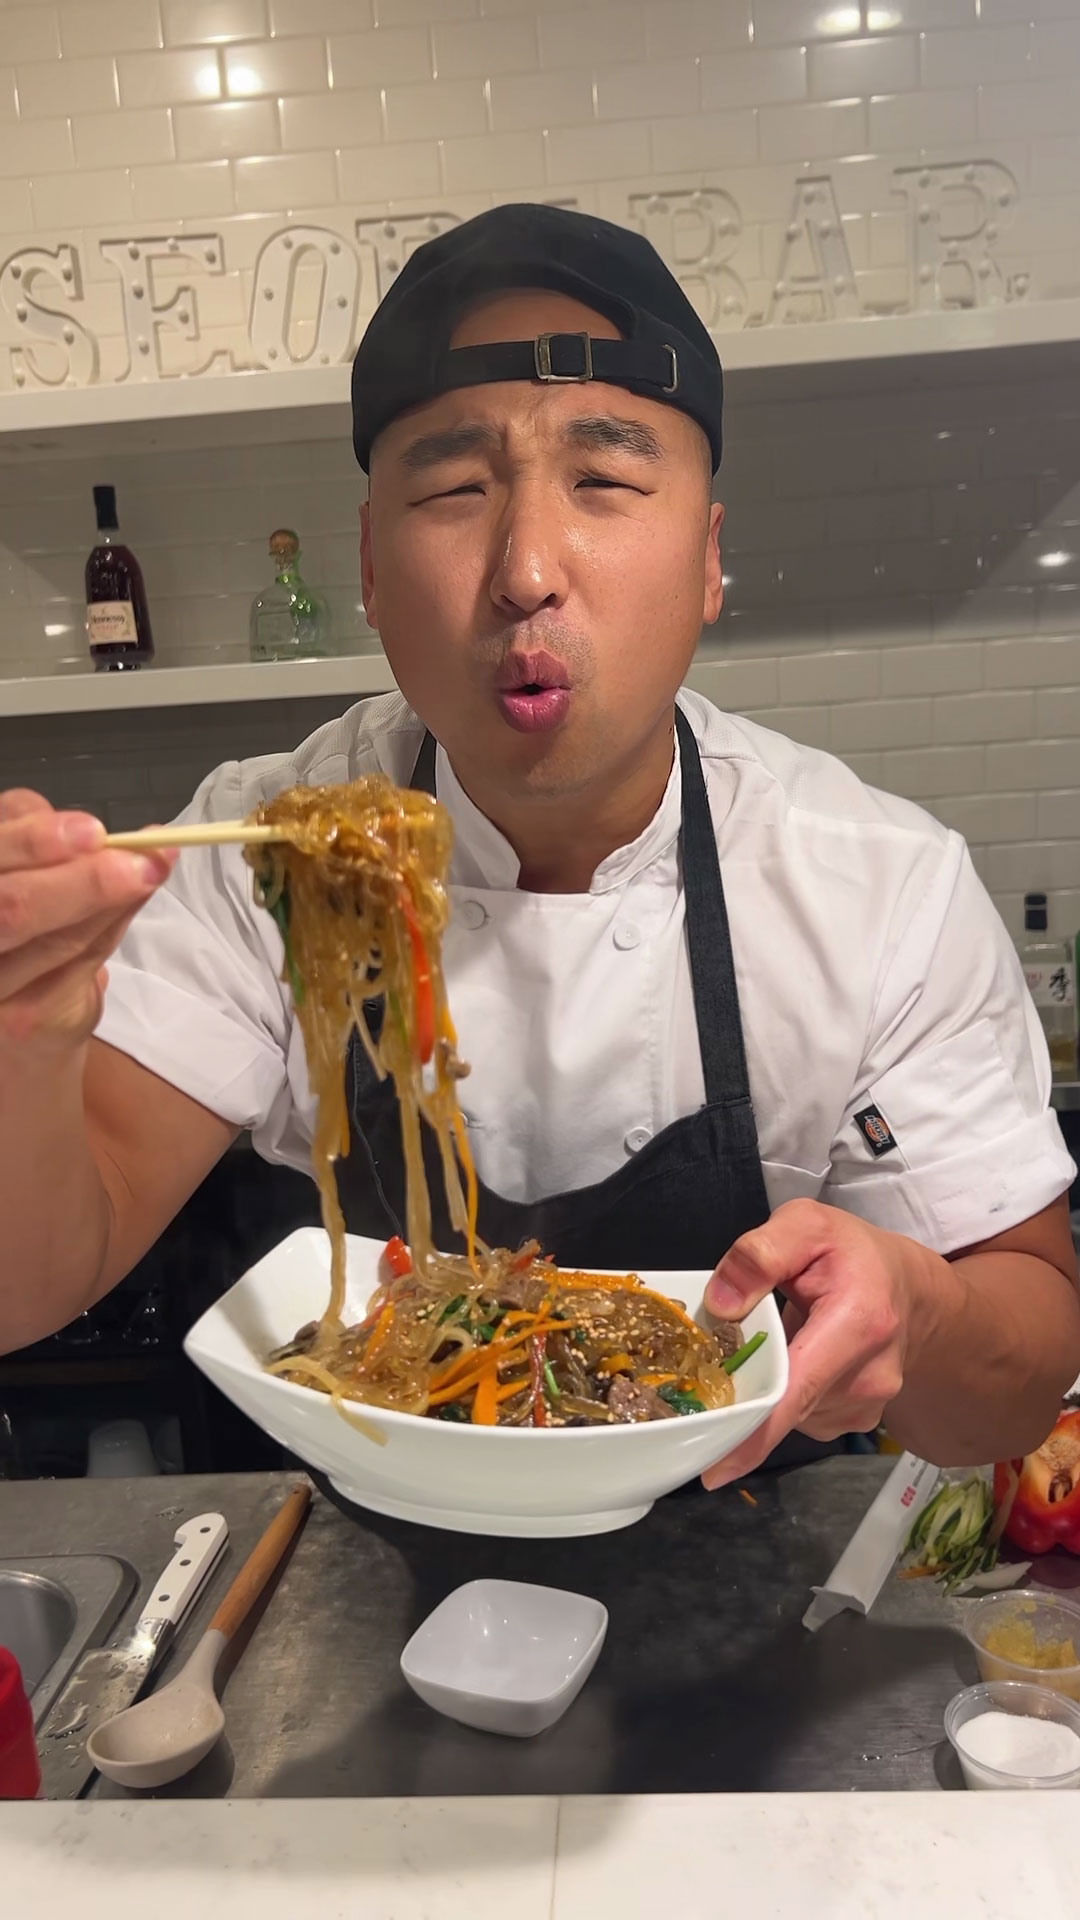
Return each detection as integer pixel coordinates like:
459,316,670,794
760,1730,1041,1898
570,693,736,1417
184,1227,788,1537
400,1579,608,1737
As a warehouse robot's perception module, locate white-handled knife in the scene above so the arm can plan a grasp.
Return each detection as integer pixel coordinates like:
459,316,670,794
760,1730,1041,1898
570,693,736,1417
36,1511,228,1799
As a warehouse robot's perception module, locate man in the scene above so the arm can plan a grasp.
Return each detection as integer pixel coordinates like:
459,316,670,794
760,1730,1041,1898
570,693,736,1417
2,205,1078,1487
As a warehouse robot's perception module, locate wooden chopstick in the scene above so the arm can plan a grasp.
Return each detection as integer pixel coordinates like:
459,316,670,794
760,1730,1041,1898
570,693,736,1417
104,821,290,850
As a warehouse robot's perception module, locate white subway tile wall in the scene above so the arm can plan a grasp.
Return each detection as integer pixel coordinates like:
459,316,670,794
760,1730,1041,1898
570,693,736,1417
1,0,1080,937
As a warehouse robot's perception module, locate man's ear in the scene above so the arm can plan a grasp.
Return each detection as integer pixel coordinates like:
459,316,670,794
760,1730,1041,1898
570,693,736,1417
360,500,379,631
702,501,725,625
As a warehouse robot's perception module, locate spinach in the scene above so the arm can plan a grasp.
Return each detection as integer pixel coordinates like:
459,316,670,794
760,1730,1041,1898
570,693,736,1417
657,1384,705,1416
266,885,305,1007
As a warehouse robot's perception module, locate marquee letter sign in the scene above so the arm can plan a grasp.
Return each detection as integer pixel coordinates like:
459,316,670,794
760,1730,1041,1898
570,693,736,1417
629,190,747,330
0,244,97,388
98,233,230,381
0,163,1034,393
250,225,360,369
768,177,860,325
890,162,1020,311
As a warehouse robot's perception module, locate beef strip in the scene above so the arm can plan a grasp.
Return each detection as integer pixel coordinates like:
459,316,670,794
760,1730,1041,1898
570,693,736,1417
495,1270,554,1313
710,1319,742,1358
606,1374,678,1423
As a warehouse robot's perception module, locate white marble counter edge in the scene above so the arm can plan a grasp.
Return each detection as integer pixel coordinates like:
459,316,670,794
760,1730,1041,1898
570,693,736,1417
0,1791,1074,1919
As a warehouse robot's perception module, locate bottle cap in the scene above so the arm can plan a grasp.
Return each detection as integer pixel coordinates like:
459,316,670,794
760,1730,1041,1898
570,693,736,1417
1024,890,1049,932
268,528,300,561
0,1648,41,1799
93,484,118,532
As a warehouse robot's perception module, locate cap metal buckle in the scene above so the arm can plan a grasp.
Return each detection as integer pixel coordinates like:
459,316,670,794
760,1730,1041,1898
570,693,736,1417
534,332,593,384
661,345,679,394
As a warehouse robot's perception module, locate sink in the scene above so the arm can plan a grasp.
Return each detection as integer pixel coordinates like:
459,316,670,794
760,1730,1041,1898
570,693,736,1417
0,1556,135,1723
0,1570,75,1693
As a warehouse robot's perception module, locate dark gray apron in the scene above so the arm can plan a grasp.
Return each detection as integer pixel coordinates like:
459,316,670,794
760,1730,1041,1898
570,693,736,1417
336,707,771,1272
329,705,845,1483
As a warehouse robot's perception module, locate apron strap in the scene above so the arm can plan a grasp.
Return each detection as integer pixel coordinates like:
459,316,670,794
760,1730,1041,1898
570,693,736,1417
673,704,753,1110
410,727,437,797
407,708,752,1110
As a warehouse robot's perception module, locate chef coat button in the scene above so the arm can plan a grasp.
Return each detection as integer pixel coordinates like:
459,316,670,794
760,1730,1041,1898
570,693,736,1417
458,899,487,931
625,1126,652,1153
613,922,641,951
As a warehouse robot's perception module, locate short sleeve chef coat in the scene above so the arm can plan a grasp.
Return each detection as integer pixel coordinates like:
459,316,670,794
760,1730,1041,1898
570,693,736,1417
96,688,1076,1257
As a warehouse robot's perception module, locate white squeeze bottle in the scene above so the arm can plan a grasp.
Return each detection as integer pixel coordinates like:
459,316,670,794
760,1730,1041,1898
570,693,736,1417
1019,891,1076,1081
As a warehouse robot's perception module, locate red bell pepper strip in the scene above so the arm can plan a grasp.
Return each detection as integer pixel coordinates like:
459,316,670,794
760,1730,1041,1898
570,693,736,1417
994,1409,1080,1556
398,887,435,1065
382,1235,412,1280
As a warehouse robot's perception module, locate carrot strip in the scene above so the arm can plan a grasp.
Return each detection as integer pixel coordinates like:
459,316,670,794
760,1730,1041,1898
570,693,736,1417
426,1323,573,1406
364,1303,395,1363
430,1318,573,1392
471,1363,498,1425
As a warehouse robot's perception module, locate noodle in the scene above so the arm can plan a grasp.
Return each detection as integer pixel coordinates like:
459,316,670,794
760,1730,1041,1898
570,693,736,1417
246,775,756,1428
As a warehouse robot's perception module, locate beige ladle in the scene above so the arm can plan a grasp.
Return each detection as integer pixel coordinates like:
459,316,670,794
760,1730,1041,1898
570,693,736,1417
87,1483,311,1790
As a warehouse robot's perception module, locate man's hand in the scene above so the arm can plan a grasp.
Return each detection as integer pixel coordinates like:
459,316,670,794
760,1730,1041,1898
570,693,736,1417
0,789,175,1055
701,1200,929,1489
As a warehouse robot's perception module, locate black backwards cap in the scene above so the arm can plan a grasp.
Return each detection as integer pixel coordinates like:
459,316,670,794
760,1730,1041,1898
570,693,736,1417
350,203,724,474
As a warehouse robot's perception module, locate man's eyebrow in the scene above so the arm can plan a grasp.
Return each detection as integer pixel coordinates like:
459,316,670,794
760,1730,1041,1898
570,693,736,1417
399,423,502,471
563,415,665,460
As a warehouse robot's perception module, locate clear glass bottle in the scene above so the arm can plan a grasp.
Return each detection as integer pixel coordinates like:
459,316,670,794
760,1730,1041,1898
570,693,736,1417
1018,891,1077,1080
249,528,332,662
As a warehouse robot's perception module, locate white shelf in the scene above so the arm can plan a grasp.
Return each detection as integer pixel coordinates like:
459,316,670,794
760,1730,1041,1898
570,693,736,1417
0,652,732,720
0,364,351,458
0,652,395,718
3,300,1080,456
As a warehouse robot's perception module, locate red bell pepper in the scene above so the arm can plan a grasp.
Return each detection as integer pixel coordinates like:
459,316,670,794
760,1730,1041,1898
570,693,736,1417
994,1409,1080,1556
382,1235,412,1281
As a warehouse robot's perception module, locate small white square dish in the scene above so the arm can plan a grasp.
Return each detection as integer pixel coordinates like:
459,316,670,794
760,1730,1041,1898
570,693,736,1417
400,1579,608,1738
184,1227,788,1537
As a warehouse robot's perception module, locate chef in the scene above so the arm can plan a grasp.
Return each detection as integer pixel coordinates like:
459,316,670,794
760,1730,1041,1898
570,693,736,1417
2,204,1078,1483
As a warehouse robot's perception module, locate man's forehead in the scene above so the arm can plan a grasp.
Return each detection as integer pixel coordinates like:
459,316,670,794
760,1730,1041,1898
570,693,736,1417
384,380,682,462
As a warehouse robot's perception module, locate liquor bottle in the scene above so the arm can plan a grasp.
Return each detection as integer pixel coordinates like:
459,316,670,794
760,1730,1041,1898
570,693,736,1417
249,528,332,662
85,484,154,672
1018,891,1076,1080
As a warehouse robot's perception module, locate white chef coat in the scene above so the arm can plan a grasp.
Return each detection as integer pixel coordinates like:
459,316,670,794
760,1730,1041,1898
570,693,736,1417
96,688,1075,1257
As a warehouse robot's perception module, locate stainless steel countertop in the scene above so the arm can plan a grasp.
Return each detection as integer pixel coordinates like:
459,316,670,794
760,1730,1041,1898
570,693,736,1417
1,1459,1014,1799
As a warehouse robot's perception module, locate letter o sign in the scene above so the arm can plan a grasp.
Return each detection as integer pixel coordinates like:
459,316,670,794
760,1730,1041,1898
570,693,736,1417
250,226,360,369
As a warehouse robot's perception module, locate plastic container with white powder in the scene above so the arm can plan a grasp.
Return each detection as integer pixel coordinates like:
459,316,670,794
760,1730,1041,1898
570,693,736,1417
945,1681,1080,1790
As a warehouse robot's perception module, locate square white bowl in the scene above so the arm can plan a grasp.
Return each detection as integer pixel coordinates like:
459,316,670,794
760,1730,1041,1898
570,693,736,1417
184,1227,788,1537
400,1579,608,1738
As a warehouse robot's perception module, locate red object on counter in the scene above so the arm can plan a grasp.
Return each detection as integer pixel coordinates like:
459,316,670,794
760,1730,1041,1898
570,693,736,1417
994,1409,1080,1556
0,1648,40,1799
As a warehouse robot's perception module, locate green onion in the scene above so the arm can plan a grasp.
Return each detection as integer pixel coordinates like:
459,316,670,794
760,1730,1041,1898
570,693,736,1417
438,1295,466,1323
723,1331,767,1375
543,1360,562,1400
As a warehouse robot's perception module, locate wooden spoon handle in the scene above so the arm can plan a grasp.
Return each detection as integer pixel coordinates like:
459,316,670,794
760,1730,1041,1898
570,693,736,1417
209,1483,312,1642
